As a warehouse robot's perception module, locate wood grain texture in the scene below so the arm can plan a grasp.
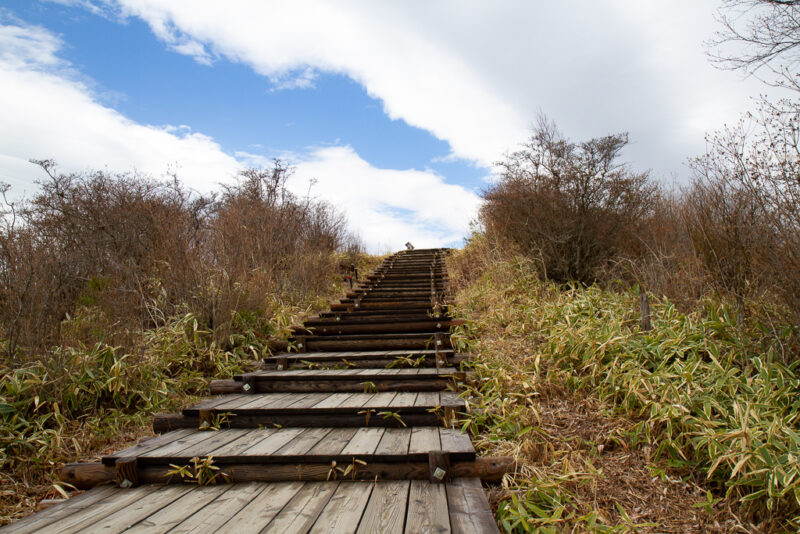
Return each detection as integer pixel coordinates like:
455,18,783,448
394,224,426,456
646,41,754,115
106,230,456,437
211,482,304,533
263,482,339,532
406,480,451,533
446,478,500,534
309,482,374,534
169,482,268,533
355,481,410,534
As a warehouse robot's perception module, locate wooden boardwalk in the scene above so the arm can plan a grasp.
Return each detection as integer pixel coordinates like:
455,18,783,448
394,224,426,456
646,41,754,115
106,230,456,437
3,248,506,533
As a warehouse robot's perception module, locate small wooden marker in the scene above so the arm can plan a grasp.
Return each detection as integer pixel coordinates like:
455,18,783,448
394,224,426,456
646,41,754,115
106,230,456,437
198,409,214,430
428,451,451,483
241,375,255,394
115,457,138,488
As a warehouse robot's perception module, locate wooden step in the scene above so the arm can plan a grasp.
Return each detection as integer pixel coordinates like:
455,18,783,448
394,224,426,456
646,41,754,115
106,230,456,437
226,368,464,393
301,332,450,351
103,426,475,466
299,319,459,336
260,349,464,370
153,392,465,432
20,480,500,533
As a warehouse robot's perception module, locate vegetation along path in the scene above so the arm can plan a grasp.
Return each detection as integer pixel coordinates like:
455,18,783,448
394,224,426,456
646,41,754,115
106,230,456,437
3,248,510,533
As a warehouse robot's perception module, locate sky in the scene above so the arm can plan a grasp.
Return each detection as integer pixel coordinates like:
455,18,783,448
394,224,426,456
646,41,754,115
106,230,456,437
0,1,788,252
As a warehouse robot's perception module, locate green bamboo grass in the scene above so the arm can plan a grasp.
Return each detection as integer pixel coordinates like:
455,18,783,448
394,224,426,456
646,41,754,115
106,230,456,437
451,249,800,531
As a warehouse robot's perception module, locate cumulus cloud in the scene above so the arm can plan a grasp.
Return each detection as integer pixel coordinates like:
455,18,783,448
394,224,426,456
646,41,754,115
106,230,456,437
0,19,479,251
94,0,787,178
0,21,241,194
291,146,480,252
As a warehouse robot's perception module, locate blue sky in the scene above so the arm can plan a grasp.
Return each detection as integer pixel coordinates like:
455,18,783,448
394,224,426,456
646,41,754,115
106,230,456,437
17,2,476,179
0,1,786,251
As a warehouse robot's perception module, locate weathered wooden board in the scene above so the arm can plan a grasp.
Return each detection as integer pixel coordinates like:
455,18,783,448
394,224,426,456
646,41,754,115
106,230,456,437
184,392,465,416
104,427,475,465
2,480,492,533
446,478,501,534
355,480,409,534
406,479,452,533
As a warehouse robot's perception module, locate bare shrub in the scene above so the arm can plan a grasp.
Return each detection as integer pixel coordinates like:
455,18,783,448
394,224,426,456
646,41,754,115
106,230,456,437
687,98,800,321
481,116,657,284
602,189,707,311
0,159,362,360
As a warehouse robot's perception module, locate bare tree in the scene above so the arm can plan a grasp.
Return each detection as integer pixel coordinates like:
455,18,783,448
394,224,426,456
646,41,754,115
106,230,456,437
710,0,800,89
481,116,656,283
687,97,800,322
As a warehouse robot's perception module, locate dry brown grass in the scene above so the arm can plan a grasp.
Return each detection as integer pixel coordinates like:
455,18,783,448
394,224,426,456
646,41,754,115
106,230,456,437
447,240,789,532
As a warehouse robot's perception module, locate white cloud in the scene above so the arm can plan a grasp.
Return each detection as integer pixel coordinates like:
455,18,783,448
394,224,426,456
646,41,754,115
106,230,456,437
0,20,478,251
102,0,789,179
291,146,480,252
0,18,64,70
0,21,241,194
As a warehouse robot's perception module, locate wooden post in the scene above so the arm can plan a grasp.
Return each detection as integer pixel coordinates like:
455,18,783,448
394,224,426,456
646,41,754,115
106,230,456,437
115,457,138,488
428,451,451,483
640,290,651,331
241,375,256,394
434,333,446,369
275,356,288,371
198,409,214,430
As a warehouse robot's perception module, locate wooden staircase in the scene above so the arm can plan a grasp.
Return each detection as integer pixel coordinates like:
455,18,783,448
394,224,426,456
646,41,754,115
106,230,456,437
5,248,508,533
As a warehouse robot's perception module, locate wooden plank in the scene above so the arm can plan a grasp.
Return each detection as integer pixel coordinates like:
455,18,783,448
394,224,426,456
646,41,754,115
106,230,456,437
190,395,244,411
285,393,333,409
306,428,358,456
102,429,194,464
0,485,118,534
357,368,380,375
409,427,442,455
52,485,193,533
337,393,373,408
234,392,296,410
170,429,252,459
262,482,339,532
206,428,278,457
201,393,288,412
341,428,385,455
274,427,332,456
122,484,230,533
446,478,500,534
277,393,316,408
137,431,214,459
309,482,374,534
440,392,465,408
375,428,412,456
212,482,304,533
313,393,353,409
36,486,157,533
406,480,451,533
439,429,475,458
355,480,410,534
168,482,268,533
207,395,257,412
243,427,307,456
366,392,397,408
415,392,439,407
389,392,418,408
